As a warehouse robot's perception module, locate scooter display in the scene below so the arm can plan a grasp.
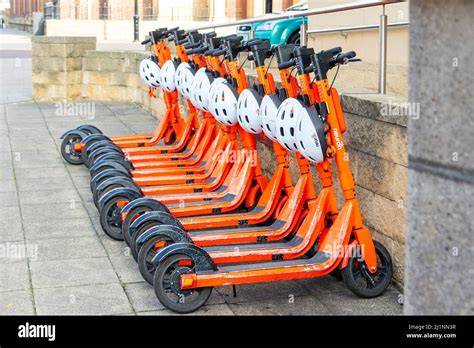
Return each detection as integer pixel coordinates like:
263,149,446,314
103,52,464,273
57,25,393,316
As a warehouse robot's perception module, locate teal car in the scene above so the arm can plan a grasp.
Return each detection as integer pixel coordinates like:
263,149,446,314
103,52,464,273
237,2,309,45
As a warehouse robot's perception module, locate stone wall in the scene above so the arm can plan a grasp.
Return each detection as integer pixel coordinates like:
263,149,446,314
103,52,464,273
32,36,96,100
405,0,474,315
31,37,407,287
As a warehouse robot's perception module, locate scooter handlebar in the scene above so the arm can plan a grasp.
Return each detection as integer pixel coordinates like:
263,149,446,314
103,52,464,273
277,58,295,70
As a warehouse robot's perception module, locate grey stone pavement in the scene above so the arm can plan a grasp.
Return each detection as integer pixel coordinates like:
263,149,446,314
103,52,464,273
0,100,403,315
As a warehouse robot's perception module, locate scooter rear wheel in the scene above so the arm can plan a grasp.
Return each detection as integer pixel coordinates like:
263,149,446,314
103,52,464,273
138,235,173,284
341,240,393,298
154,254,212,313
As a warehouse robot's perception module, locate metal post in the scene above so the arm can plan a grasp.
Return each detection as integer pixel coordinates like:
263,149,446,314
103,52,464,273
300,21,307,46
133,0,139,42
249,28,255,70
378,5,387,94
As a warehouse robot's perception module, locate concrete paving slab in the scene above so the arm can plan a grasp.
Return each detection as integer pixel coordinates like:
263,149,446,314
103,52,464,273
0,191,19,206
16,176,75,192
108,255,144,284
31,236,107,262
229,295,332,315
30,257,119,288
0,219,23,242
35,283,133,315
0,205,21,221
24,218,96,241
315,287,403,315
124,282,165,312
0,289,35,315
137,303,235,316
19,189,81,205
0,260,30,292
21,202,89,222
216,280,311,304
12,150,65,169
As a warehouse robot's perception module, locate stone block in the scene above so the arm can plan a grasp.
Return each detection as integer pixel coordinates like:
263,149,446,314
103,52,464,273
344,112,408,166
353,149,396,200
32,56,82,72
357,186,406,244
31,36,97,45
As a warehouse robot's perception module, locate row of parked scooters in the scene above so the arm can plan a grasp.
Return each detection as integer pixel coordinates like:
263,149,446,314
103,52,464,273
60,27,393,313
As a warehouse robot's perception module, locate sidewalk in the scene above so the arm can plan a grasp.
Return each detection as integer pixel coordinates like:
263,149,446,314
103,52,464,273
0,28,32,103
0,100,403,315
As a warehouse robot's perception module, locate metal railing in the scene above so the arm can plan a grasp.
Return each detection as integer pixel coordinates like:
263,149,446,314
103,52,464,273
191,0,406,94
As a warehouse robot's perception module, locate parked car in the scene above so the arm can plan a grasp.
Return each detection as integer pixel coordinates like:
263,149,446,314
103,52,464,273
237,1,309,46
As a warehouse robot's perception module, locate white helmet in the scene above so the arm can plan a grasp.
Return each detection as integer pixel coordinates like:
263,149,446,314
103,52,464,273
275,98,304,152
189,68,207,110
211,82,239,126
175,62,194,99
259,94,281,141
160,60,178,92
194,71,214,112
296,107,328,163
237,89,263,134
208,77,226,120
139,58,161,88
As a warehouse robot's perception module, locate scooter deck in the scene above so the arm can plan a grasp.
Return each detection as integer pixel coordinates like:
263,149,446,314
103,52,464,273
202,188,331,264
123,118,207,161
177,165,288,229
131,122,215,169
130,131,231,178
185,175,308,244
179,202,355,289
122,112,198,156
166,159,255,217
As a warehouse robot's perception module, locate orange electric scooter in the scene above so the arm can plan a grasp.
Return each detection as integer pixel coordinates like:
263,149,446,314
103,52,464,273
60,27,187,166
150,47,394,313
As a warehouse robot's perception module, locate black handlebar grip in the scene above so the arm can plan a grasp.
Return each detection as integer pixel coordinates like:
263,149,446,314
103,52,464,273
187,47,208,55
212,49,227,57
141,38,151,45
277,59,295,70
325,47,342,56
334,51,356,64
184,42,201,49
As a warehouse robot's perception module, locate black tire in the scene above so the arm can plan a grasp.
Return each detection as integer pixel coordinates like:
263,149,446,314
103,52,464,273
99,196,128,240
60,133,84,165
90,171,129,193
153,254,212,313
341,240,393,298
122,206,153,247
138,235,173,284
131,221,160,261
94,183,125,210
287,30,301,45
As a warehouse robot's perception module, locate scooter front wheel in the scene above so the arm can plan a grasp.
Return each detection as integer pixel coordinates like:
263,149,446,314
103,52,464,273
138,235,173,284
61,133,84,165
154,254,212,314
341,240,393,298
100,196,128,240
